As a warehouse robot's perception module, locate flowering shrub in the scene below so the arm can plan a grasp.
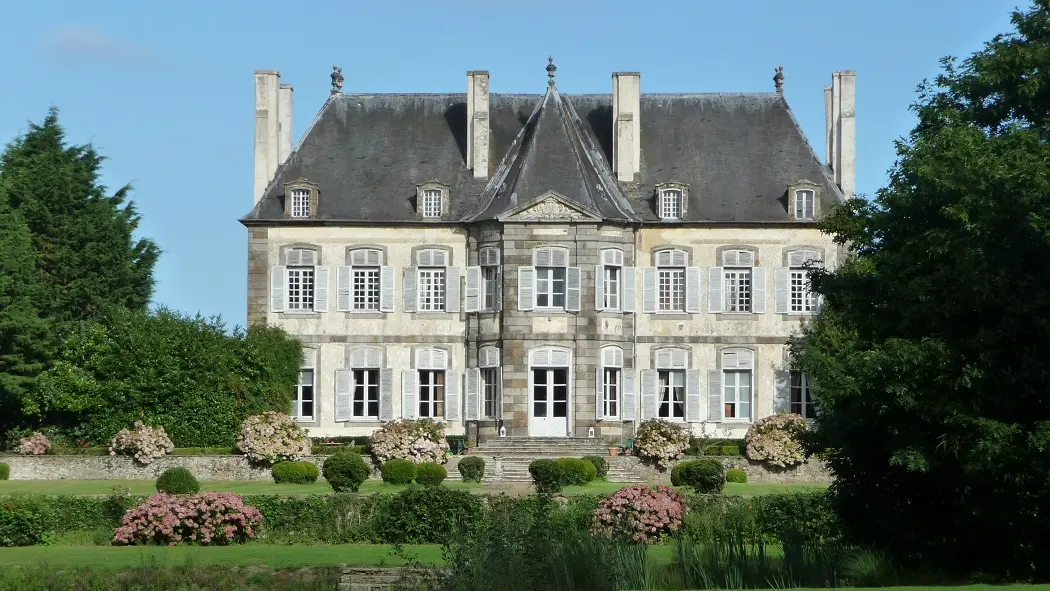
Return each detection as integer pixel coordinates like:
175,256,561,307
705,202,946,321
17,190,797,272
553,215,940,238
634,419,691,471
592,484,686,544
235,412,311,466
744,413,810,468
109,422,174,466
17,432,51,456
112,492,262,546
370,419,449,465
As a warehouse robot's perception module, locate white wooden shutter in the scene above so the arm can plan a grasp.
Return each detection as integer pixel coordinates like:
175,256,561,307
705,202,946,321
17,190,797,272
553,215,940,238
685,267,701,313
518,266,535,311
708,267,724,313
707,370,722,422
496,368,504,418
403,268,417,312
446,268,461,313
401,370,418,419
774,370,791,414
334,369,351,422
595,367,604,420
380,266,395,312
640,369,658,419
271,267,286,312
337,266,352,311
551,248,568,267
313,266,329,312
751,267,767,314
642,267,657,313
379,369,394,420
670,348,688,369
465,368,481,421
465,266,482,313
566,267,582,311
445,370,461,421
774,268,790,314
685,369,702,422
594,265,605,311
621,369,636,421
622,267,636,313
550,349,570,367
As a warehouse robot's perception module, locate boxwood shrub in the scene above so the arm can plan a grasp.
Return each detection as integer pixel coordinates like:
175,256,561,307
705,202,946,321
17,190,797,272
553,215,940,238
457,456,485,482
271,461,320,484
529,459,563,493
726,468,747,483
322,452,371,493
374,486,483,544
415,462,447,486
581,455,607,480
381,459,417,485
672,459,725,494
155,467,200,494
557,458,596,486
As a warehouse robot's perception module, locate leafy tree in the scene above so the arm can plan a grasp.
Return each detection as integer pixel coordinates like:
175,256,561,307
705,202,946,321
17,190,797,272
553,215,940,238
0,108,159,323
794,1,1050,579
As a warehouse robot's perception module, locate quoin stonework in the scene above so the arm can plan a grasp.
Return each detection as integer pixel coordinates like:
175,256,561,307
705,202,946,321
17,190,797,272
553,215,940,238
240,61,856,442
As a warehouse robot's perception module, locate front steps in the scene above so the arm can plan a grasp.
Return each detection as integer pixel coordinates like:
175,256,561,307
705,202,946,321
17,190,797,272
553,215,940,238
470,437,649,484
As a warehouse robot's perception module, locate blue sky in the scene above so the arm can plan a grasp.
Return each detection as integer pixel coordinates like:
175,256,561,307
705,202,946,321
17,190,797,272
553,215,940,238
0,0,1020,327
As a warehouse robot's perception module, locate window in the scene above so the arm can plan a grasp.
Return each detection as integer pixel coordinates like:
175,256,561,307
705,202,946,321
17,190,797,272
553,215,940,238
404,347,455,420
406,249,456,314
470,345,501,421
352,369,380,418
418,268,446,311
790,371,815,418
518,248,580,313
599,346,623,419
722,250,754,313
291,189,311,218
481,248,500,312
294,369,314,420
720,349,753,421
418,370,446,418
790,269,817,313
656,249,687,313
794,190,815,220
660,189,683,220
341,346,385,421
536,267,566,308
482,368,499,418
422,188,443,218
658,370,685,418
601,250,623,311
347,249,382,311
286,248,318,312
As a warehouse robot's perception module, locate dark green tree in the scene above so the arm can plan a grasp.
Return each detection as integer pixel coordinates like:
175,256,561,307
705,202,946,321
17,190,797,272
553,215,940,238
0,108,159,323
794,1,1050,579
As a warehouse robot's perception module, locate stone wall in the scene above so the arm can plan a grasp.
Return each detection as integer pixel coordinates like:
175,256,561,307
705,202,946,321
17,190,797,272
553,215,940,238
609,455,832,485
339,567,433,591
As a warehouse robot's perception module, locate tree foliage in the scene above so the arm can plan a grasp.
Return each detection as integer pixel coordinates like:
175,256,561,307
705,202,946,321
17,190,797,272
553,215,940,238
794,1,1050,579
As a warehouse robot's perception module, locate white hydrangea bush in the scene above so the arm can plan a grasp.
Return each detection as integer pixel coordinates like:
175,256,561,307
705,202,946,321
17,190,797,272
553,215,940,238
236,411,311,466
109,422,175,466
634,419,691,471
744,413,810,468
370,419,449,465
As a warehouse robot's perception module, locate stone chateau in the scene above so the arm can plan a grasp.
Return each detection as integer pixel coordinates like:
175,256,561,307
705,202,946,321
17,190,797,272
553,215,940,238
240,60,856,441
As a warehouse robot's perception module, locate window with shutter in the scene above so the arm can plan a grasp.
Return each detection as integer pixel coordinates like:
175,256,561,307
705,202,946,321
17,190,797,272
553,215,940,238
720,348,754,422
347,248,383,312
478,247,501,312
784,249,821,315
348,347,383,419
295,366,316,421
285,248,319,312
415,249,450,312
599,346,623,419
721,249,755,313
599,249,623,311
533,247,571,310
653,347,689,420
654,249,687,313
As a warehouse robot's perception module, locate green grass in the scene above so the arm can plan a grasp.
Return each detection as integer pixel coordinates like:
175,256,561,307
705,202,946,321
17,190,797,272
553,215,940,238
563,480,826,496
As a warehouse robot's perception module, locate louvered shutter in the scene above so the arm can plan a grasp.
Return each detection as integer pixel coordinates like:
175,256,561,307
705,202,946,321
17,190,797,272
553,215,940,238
685,369,702,422
532,348,550,366
401,370,418,419
774,370,791,414
334,369,351,422
566,267,582,311
445,370,460,421
465,266,481,313
642,267,657,313
380,266,395,312
640,369,658,419
621,370,637,421
685,267,701,313
271,267,286,312
670,348,688,369
403,268,417,312
465,368,481,421
595,367,604,420
622,267,636,313
313,266,329,312
379,369,394,420
496,368,504,418
774,268,790,314
707,370,722,422
708,267,724,313
751,267,767,313
446,267,461,313
337,266,352,311
550,349,570,367
518,266,535,311
655,349,672,369
349,348,367,368
594,265,605,311
551,248,568,267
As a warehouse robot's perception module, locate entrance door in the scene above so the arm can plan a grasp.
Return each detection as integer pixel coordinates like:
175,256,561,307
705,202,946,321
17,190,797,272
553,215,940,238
530,368,569,437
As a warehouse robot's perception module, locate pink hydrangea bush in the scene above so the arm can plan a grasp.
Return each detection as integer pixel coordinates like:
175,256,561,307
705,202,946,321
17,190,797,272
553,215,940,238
634,419,691,471
17,432,51,455
744,413,810,468
370,419,449,465
236,412,311,466
112,492,262,546
592,484,686,544
109,422,174,465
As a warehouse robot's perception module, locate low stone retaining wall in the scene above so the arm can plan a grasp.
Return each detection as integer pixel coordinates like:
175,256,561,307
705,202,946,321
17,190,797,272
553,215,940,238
339,567,431,591
609,455,832,485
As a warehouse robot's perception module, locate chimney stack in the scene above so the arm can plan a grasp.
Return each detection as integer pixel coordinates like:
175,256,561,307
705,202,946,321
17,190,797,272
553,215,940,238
467,71,490,179
254,70,282,204
278,83,294,164
612,72,641,182
825,71,856,198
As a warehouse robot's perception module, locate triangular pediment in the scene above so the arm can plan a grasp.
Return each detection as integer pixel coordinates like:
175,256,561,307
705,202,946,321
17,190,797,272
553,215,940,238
497,191,601,222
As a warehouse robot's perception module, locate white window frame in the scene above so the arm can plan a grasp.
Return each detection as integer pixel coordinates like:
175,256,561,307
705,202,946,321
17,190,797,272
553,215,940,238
602,251,622,311
481,367,500,419
600,346,622,419
418,268,446,312
294,368,315,421
660,189,683,220
656,249,687,313
348,248,384,312
657,369,685,419
722,250,754,313
721,348,753,422
351,368,380,419
535,267,566,309
418,369,446,418
290,189,311,218
794,190,815,220
790,269,817,314
790,371,815,419
422,188,443,218
285,249,320,313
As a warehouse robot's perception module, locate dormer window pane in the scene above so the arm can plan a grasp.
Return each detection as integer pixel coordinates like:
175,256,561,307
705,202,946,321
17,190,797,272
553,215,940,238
795,190,815,219
291,189,311,218
423,189,443,218
660,190,682,220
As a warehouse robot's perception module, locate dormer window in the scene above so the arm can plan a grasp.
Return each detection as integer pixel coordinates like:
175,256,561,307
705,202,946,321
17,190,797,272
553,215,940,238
422,189,442,218
787,182,820,221
283,179,319,218
655,182,689,221
794,190,815,220
291,189,311,218
416,182,450,220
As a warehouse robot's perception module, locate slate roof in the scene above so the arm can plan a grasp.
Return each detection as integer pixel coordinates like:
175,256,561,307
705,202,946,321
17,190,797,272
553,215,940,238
241,85,842,225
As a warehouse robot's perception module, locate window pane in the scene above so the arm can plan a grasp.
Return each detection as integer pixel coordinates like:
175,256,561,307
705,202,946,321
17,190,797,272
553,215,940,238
482,267,498,310
604,267,620,309
418,269,446,312
287,268,315,311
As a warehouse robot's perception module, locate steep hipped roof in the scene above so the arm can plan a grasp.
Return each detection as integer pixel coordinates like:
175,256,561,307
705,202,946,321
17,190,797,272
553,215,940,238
240,87,841,225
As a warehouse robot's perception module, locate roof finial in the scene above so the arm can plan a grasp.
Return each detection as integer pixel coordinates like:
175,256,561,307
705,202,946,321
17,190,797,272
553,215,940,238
546,56,557,88
331,65,344,94
773,65,784,94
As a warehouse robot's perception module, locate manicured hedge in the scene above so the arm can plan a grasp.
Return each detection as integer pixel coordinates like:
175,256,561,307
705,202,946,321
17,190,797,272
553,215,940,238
457,456,485,482
155,467,200,494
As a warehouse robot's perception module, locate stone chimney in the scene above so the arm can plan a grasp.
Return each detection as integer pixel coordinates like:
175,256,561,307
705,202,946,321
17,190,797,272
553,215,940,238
612,72,641,182
278,83,294,164
254,70,282,204
825,70,856,197
467,71,490,179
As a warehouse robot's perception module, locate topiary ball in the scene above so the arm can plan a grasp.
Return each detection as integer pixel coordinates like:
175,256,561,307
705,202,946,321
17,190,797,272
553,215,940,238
456,456,485,483
381,458,417,485
528,459,564,493
415,462,447,486
581,455,608,480
271,460,320,484
322,452,371,492
155,467,200,494
725,468,747,483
